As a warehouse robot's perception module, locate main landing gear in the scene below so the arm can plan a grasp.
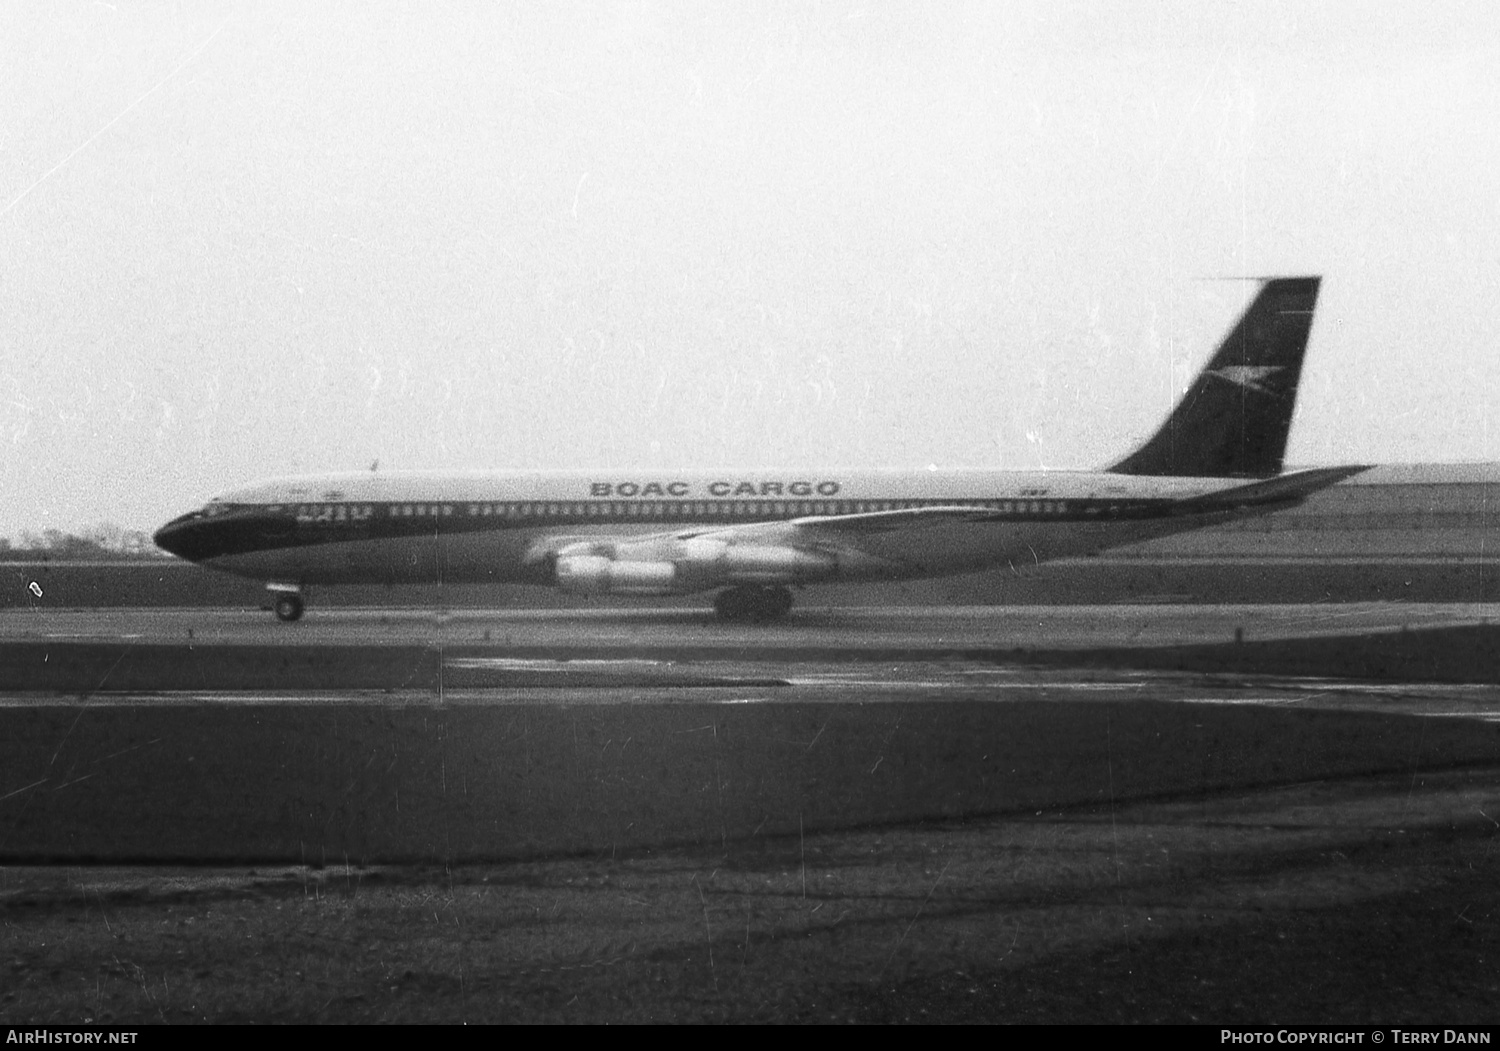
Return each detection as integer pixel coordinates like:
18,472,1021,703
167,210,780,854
268,585,305,622
713,585,794,623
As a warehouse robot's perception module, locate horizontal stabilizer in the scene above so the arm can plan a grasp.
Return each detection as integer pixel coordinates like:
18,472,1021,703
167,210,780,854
1171,464,1371,513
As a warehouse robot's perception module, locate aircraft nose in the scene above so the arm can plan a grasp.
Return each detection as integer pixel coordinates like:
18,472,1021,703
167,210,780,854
153,513,206,561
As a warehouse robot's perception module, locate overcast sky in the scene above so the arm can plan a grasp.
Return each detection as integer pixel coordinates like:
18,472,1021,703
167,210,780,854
3,1,1498,536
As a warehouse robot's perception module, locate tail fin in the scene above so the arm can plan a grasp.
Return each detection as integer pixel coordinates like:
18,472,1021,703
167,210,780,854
1110,276,1321,478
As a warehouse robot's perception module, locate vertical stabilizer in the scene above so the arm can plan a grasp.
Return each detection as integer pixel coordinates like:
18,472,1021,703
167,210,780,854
1110,276,1320,478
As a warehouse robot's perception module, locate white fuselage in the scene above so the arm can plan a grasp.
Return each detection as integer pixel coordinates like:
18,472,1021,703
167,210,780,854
170,467,1261,591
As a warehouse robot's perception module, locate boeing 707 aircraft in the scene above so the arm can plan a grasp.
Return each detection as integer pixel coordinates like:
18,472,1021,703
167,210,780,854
155,277,1365,622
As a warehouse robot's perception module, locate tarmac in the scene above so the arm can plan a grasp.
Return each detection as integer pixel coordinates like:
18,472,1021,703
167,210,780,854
2,602,1498,1021
3,600,1494,648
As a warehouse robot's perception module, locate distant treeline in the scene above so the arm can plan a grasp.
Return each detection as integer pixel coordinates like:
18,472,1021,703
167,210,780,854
1,525,166,560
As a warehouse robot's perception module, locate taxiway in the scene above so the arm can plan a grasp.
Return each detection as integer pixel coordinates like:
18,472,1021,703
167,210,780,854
3,601,1493,649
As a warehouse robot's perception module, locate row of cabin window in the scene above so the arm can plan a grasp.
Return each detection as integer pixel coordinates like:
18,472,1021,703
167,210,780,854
289,499,1106,524
292,504,376,523
420,498,1085,518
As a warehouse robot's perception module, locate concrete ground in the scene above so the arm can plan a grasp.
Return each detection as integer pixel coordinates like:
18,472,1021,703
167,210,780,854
2,603,1499,1023
2,766,1497,1023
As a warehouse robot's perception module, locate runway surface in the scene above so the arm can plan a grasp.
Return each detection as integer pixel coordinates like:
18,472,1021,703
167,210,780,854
5,664,1500,724
6,603,1500,715
4,601,1494,649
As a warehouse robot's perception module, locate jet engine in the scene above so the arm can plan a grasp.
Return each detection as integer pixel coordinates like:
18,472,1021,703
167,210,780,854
554,555,678,595
552,538,837,595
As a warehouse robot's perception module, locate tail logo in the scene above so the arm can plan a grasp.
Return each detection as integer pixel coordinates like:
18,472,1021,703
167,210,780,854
1206,365,1285,396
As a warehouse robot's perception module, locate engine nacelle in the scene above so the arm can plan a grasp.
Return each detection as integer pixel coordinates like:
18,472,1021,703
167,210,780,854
555,555,678,595
553,540,839,595
711,544,835,584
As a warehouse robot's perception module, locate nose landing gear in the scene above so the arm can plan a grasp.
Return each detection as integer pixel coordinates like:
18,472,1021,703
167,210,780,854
713,585,794,623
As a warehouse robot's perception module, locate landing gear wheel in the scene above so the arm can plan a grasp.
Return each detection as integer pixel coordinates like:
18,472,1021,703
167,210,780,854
713,585,794,623
713,587,749,621
766,585,793,618
273,593,305,622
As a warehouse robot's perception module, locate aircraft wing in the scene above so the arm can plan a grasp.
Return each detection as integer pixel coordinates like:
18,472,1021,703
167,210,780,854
669,505,1002,548
531,506,995,574
674,465,1372,546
